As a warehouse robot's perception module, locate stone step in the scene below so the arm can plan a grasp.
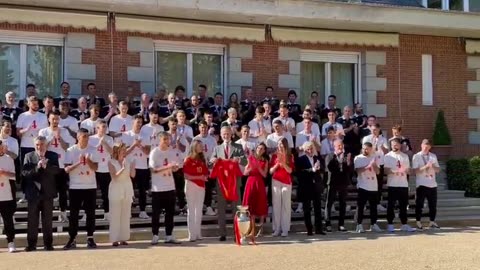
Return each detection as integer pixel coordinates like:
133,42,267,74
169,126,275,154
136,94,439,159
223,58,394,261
437,198,480,208
1,216,478,248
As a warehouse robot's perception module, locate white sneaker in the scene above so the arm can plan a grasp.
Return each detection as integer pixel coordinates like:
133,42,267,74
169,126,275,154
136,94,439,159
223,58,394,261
346,205,351,212
272,230,281,237
165,235,181,244
268,206,273,215
205,207,216,216
59,212,68,223
7,242,16,253
139,211,150,219
400,224,416,232
104,212,110,221
416,221,424,231
387,224,395,233
295,203,303,213
281,232,288,237
0,216,3,224
80,214,87,222
356,224,365,233
377,205,387,212
370,224,383,232
17,198,26,204
151,235,159,245
429,222,440,230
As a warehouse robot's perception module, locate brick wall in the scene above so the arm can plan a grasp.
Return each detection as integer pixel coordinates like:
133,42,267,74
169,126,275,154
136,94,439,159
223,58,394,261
0,22,478,157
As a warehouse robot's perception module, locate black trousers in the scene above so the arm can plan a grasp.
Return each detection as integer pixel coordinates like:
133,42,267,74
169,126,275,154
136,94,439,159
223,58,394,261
241,175,248,200
68,189,97,238
133,169,150,212
357,188,378,225
20,147,35,193
204,178,216,207
266,174,273,206
151,190,176,236
173,169,186,209
387,187,409,224
27,197,53,247
415,186,438,222
325,185,347,227
0,200,16,243
377,165,385,204
302,182,324,233
96,172,111,213
57,169,69,212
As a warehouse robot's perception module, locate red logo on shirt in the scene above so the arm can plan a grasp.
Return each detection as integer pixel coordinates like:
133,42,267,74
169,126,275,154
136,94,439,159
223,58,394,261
98,145,104,153
52,138,59,148
121,124,126,132
32,120,37,129
163,158,168,166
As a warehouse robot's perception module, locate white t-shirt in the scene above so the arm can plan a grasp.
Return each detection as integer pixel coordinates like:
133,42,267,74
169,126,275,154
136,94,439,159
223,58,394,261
321,122,344,137
320,138,335,156
296,121,320,136
412,152,439,188
0,155,15,201
194,134,218,160
121,130,151,169
2,136,19,159
177,124,194,141
248,118,272,143
88,134,114,173
38,127,76,168
17,111,49,148
272,116,295,137
109,115,133,133
384,151,410,188
362,134,388,165
295,130,320,157
149,148,177,192
81,118,103,135
266,132,294,150
354,154,378,192
140,123,164,149
65,145,99,189
59,115,79,133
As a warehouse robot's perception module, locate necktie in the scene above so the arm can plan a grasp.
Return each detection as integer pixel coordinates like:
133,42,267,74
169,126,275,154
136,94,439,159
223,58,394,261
224,144,230,158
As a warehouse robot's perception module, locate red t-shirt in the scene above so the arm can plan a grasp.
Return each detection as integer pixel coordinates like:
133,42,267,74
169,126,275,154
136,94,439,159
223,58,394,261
210,159,243,201
183,157,209,188
270,154,295,185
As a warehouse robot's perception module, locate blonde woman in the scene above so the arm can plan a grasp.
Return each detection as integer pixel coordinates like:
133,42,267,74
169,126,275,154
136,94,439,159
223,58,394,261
108,142,136,246
183,140,209,242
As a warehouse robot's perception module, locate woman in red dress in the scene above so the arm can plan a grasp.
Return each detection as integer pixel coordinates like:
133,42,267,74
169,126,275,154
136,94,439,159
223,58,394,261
242,143,269,237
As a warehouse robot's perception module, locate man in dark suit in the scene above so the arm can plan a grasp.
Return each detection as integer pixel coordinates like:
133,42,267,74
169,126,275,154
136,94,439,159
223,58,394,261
297,141,325,236
22,135,60,251
54,82,78,109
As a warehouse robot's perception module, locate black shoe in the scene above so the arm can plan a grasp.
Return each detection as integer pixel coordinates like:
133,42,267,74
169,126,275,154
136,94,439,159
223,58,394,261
307,231,313,236
63,239,76,250
315,230,326,235
326,226,332,232
87,238,97,249
219,236,226,242
44,246,55,251
24,246,37,252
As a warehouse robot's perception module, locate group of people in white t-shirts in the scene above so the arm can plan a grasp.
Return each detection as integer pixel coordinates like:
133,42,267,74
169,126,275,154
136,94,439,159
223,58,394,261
0,87,443,253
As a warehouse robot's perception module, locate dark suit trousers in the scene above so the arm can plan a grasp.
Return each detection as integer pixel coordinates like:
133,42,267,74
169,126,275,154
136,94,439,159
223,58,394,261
303,182,324,233
27,197,54,247
96,172,111,213
20,147,35,193
57,169,69,211
325,185,347,227
69,189,97,238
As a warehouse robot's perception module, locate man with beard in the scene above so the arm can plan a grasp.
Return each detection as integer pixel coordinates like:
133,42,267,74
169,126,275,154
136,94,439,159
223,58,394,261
54,82,78,109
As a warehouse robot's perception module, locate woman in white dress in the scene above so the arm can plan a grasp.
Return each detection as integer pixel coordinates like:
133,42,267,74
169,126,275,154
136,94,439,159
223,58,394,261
108,142,136,246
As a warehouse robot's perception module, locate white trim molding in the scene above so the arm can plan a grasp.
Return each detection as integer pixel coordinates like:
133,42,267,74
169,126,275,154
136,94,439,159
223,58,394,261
466,39,480,54
422,54,434,106
0,7,107,30
117,16,265,42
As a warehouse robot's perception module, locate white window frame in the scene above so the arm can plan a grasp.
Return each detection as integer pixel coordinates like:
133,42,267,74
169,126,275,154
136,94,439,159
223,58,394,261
0,30,65,99
422,54,434,106
422,0,471,12
300,50,361,104
153,40,226,97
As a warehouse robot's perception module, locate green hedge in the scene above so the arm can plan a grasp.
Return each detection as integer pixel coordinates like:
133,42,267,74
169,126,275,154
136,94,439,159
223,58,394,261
446,157,480,197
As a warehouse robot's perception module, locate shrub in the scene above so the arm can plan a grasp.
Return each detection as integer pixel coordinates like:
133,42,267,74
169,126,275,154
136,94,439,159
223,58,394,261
432,110,452,145
466,157,480,197
446,159,472,190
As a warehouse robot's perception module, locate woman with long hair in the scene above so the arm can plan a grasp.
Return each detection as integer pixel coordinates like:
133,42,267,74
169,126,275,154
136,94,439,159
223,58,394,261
242,143,269,237
183,139,209,242
227,93,240,112
269,137,295,237
108,142,136,246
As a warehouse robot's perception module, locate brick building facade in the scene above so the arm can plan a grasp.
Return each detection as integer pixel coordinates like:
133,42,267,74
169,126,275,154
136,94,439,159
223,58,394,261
0,1,479,157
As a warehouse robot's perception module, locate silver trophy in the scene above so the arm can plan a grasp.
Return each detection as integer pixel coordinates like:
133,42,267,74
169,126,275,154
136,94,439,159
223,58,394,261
235,206,251,245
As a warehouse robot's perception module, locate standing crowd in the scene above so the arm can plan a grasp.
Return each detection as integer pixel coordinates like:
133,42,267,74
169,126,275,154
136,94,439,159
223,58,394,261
0,82,441,252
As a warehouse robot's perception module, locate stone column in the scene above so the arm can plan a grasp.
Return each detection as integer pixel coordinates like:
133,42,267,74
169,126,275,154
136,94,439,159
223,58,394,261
65,33,96,96
127,37,154,95
361,51,387,117
228,44,253,98
278,47,300,92
467,56,480,144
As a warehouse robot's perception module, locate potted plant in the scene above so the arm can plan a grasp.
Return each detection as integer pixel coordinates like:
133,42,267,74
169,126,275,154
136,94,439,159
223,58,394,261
431,110,452,161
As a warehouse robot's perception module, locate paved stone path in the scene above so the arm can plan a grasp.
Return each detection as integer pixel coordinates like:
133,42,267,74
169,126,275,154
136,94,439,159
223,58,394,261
1,226,479,270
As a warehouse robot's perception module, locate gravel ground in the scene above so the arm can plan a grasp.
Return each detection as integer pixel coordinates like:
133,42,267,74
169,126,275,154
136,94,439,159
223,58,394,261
1,227,479,270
